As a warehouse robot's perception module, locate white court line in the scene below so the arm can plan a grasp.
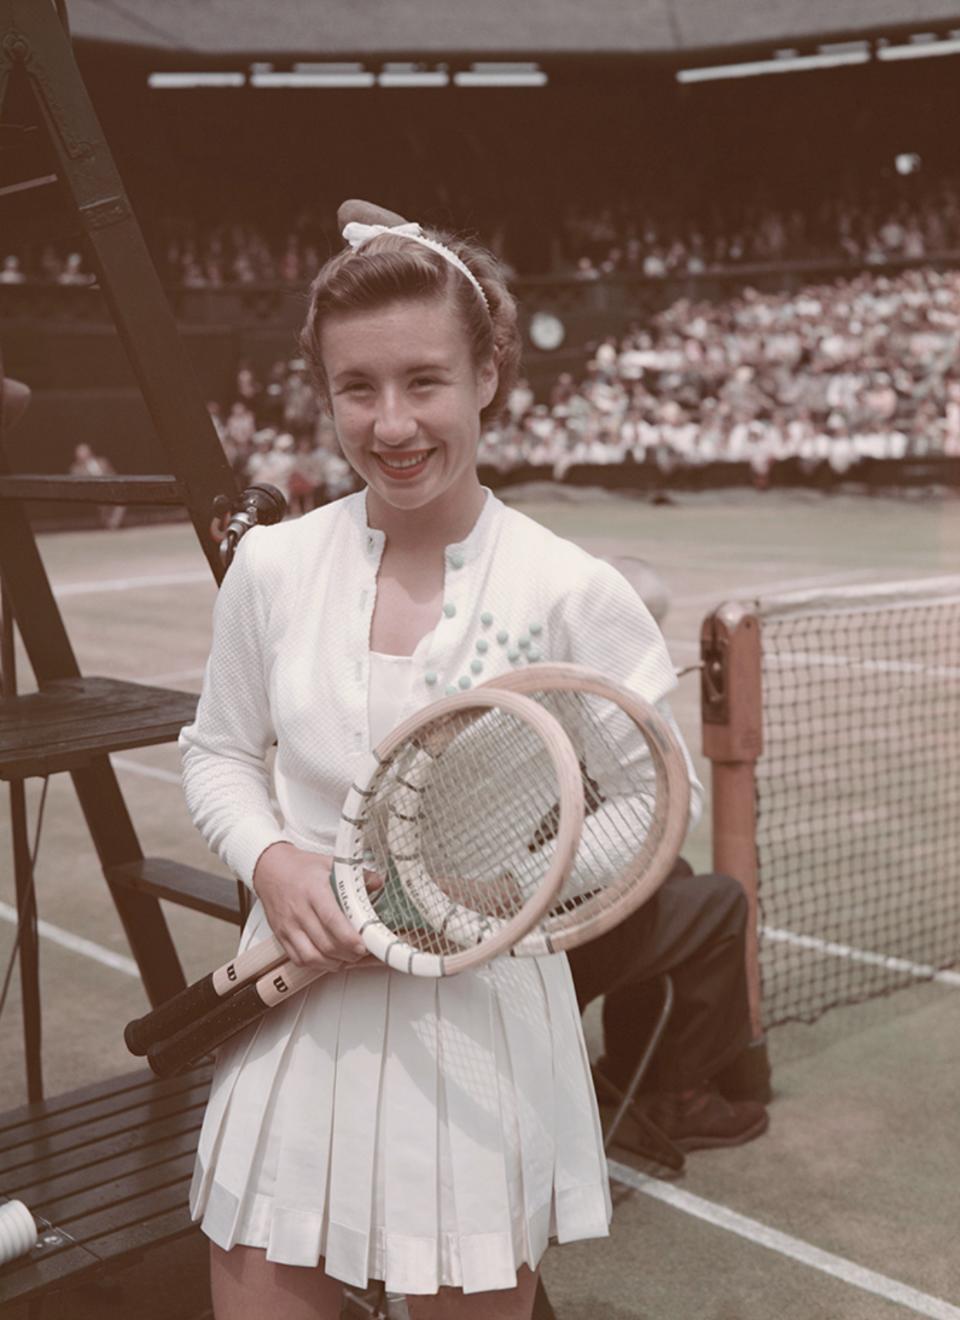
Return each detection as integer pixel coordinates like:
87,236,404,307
608,1159,960,1320
52,564,880,607
53,570,210,598
0,901,139,978
673,567,888,610
111,756,182,785
667,569,901,659
763,927,960,988
671,636,960,681
765,648,960,681
0,906,954,1317
138,666,206,687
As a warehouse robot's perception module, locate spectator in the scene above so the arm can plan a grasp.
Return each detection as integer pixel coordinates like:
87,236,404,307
57,252,95,286
70,442,124,529
0,255,25,284
288,436,328,515
282,359,319,440
221,401,257,474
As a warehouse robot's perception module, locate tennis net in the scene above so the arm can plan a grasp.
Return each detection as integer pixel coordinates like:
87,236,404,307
751,575,960,1027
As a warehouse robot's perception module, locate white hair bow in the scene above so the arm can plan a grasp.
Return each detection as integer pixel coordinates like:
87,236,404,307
342,221,424,248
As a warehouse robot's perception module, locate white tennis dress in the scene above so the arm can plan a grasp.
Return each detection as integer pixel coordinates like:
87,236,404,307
181,492,685,1295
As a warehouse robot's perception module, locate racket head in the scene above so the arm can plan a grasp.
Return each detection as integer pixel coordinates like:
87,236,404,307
334,687,585,975
480,663,691,952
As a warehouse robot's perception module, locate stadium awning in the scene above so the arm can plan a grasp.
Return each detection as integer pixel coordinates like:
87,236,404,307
66,0,960,59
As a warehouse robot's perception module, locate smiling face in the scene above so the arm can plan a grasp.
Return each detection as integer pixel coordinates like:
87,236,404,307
321,295,498,529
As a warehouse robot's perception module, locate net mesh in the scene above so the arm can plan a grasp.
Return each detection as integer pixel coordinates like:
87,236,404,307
753,578,960,1027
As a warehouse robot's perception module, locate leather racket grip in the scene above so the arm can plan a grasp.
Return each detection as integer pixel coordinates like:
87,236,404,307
146,980,266,1077
124,974,223,1056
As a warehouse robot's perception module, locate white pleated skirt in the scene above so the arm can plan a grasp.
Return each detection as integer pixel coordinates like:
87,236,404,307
190,904,611,1296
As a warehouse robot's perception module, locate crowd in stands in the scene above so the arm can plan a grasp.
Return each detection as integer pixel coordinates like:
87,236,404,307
559,176,960,279
1,250,96,285
209,358,359,511
481,267,960,482
207,265,960,507
0,219,329,290
155,219,327,289
5,175,960,288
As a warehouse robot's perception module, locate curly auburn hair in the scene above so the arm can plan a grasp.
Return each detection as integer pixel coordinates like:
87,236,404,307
298,200,521,426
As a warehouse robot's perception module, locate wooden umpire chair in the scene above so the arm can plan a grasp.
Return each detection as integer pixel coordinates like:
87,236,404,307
0,2,248,1312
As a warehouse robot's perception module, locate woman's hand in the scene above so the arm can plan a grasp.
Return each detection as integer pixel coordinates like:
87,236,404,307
252,841,372,972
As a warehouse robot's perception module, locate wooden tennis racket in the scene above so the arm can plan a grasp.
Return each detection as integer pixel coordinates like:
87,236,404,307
473,663,691,953
138,687,586,1076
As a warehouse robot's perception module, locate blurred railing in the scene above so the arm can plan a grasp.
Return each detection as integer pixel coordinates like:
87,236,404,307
5,249,960,396
479,454,960,495
4,248,960,333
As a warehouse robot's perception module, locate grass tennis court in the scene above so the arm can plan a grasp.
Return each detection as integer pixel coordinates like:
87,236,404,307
2,487,959,1318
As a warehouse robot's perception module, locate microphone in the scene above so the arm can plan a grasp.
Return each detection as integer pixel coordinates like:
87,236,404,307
215,483,288,567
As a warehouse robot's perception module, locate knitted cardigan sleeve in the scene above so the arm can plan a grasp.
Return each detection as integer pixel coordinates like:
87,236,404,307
179,528,290,887
552,551,704,832
551,553,678,707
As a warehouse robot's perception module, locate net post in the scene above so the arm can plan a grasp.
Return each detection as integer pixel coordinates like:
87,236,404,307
701,602,771,1097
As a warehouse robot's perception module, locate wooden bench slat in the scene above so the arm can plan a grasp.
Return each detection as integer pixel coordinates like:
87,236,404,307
0,1069,212,1306
0,1079,208,1158
49,1179,192,1242
84,1203,197,1266
0,1091,208,1180
108,858,243,924
0,1068,211,1144
0,1066,212,1137
11,1130,201,1208
3,1104,205,1189
0,1241,103,1306
0,474,185,505
36,1152,197,1228
0,677,199,779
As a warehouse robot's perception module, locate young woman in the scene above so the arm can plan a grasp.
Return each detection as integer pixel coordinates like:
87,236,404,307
180,200,699,1319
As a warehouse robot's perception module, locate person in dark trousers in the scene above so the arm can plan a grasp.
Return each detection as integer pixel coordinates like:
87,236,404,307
568,858,770,1151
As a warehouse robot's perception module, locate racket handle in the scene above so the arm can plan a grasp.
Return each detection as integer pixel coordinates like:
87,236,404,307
124,975,222,1056
124,936,287,1056
146,959,323,1077
147,980,268,1077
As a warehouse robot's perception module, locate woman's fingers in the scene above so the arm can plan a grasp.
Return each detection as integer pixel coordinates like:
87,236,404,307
310,886,368,960
252,843,369,965
278,927,339,972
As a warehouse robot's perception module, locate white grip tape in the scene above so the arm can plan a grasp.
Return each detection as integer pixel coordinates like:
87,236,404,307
0,1199,38,1266
511,928,552,958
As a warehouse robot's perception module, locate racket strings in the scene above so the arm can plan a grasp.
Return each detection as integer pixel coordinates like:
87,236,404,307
355,706,572,956
523,689,667,917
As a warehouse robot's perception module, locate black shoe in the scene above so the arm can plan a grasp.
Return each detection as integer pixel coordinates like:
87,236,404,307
647,1084,769,1151
714,1040,774,1104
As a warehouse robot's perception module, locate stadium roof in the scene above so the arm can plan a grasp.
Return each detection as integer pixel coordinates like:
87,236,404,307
67,0,960,59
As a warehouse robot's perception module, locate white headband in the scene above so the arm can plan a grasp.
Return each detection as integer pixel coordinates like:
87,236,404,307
341,220,491,315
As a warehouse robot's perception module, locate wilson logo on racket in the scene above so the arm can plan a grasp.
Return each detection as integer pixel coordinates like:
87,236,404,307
272,974,289,994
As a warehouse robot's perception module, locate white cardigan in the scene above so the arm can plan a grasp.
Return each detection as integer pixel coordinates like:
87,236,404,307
179,489,700,887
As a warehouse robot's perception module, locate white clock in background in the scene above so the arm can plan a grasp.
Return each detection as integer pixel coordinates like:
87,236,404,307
528,310,565,351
